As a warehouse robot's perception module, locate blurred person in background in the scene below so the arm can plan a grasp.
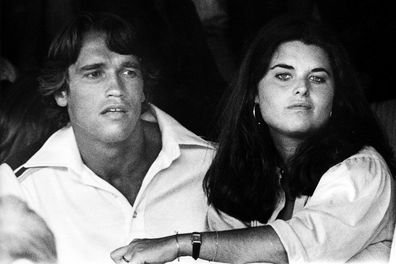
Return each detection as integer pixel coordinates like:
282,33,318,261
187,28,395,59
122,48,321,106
0,195,57,264
0,57,18,104
0,71,56,168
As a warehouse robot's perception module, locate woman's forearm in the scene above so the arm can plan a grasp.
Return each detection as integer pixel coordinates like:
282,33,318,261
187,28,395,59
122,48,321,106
178,226,288,264
111,226,288,264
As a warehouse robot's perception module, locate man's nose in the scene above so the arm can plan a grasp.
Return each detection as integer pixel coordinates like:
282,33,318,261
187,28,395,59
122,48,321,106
106,74,125,97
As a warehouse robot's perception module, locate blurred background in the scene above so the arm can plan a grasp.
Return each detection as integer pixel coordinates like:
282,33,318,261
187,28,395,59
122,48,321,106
1,0,396,139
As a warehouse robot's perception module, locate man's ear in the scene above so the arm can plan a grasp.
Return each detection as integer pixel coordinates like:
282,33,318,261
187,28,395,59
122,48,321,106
254,95,259,104
55,90,68,107
141,90,146,103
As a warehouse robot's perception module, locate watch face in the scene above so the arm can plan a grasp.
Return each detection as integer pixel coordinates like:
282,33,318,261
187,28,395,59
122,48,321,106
191,232,202,243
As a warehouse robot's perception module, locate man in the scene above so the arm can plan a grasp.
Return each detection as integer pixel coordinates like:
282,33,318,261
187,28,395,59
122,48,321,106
0,12,215,264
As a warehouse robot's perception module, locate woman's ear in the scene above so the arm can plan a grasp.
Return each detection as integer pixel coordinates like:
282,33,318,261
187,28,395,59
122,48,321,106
55,90,68,107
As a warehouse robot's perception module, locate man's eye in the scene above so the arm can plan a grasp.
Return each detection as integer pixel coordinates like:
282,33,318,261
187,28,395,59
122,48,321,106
309,75,325,84
122,69,139,78
275,73,291,81
85,71,103,79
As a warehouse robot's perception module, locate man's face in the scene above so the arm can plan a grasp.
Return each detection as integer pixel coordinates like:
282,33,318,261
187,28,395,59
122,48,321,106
55,32,145,144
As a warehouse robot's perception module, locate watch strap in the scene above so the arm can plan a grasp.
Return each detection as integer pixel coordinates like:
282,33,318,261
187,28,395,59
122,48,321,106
191,232,202,260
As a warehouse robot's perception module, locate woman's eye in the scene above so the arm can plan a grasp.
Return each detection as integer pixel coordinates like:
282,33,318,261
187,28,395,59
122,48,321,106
275,73,291,81
309,75,326,84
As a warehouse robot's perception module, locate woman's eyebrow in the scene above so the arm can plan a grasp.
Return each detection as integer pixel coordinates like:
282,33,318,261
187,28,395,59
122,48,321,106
269,64,294,70
311,67,331,76
269,64,332,76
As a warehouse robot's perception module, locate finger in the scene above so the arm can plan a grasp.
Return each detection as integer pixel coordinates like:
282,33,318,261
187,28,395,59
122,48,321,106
110,245,130,262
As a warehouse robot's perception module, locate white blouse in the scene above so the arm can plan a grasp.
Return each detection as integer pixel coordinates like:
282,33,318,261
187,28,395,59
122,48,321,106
208,146,395,263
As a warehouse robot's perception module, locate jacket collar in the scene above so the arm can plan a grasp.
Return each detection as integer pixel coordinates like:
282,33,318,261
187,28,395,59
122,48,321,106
23,104,214,173
23,125,84,174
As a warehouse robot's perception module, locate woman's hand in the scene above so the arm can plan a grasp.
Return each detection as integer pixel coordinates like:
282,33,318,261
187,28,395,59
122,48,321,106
111,236,178,264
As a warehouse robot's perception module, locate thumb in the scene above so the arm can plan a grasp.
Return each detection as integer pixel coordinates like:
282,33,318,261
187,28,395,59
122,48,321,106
110,245,130,263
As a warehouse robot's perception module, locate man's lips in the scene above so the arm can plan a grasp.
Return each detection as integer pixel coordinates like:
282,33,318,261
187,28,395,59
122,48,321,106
100,105,128,114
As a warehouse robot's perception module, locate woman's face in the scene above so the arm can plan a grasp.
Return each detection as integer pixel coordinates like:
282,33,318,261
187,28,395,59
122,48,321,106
256,40,334,141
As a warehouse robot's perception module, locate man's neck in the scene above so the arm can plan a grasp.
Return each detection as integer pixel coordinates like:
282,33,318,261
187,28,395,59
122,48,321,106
74,120,162,205
75,120,162,183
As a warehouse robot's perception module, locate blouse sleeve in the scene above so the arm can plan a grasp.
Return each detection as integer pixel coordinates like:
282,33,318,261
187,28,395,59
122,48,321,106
207,203,249,231
269,149,395,263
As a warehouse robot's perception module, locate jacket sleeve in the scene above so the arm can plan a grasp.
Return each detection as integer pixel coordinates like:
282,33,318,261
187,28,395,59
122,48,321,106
0,163,26,200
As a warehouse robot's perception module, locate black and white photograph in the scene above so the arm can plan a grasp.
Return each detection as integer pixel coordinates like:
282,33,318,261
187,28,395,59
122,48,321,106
1,1,396,263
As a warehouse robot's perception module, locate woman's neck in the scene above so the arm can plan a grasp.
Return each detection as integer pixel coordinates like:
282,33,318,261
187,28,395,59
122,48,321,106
269,131,304,163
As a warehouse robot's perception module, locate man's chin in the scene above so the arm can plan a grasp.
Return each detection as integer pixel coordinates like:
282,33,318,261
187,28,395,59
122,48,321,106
99,130,134,144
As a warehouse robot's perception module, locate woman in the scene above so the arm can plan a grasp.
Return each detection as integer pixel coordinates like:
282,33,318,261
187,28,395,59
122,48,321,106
111,15,395,264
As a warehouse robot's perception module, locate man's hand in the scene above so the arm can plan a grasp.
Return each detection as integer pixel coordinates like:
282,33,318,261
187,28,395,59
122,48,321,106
111,236,178,264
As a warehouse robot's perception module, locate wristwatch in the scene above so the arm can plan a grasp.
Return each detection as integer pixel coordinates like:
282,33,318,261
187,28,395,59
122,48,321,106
191,232,202,260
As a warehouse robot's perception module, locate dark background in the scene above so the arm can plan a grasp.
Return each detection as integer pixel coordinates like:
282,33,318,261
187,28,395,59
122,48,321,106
1,0,396,138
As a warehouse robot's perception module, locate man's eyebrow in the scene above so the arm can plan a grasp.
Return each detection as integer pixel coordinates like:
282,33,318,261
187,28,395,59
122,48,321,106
79,63,104,72
269,64,294,70
122,61,141,69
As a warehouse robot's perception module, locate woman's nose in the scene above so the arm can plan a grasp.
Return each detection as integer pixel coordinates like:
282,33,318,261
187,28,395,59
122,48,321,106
294,79,309,96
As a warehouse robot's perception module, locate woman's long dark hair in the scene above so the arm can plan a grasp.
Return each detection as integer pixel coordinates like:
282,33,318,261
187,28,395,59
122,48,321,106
203,15,395,224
